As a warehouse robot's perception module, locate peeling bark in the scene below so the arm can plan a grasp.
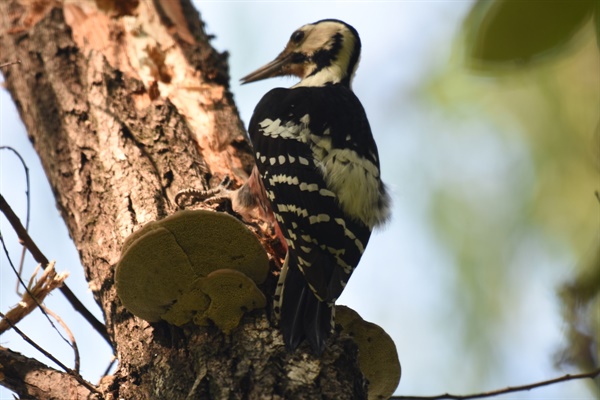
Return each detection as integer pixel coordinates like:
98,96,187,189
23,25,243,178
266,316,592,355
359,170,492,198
0,1,367,398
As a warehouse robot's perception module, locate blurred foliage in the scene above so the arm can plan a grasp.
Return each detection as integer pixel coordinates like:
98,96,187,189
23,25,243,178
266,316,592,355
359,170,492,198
464,0,597,69
558,245,600,388
423,0,599,391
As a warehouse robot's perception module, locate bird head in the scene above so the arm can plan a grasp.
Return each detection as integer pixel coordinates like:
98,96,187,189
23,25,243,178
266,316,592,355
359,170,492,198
241,19,362,88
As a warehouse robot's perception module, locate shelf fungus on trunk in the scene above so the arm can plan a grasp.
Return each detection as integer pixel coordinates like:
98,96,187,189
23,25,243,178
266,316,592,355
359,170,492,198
335,305,401,400
116,210,269,333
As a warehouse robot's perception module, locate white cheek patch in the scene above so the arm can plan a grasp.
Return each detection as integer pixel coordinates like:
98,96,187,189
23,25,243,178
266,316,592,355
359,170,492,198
292,22,357,88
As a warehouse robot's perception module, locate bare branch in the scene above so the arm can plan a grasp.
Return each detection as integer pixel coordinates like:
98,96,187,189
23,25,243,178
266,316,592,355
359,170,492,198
0,261,69,333
0,233,77,352
101,354,118,382
391,368,600,399
41,304,81,373
0,346,98,400
0,194,111,346
0,312,101,396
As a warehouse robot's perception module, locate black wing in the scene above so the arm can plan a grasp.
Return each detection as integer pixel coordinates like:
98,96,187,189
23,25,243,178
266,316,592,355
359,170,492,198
249,85,373,301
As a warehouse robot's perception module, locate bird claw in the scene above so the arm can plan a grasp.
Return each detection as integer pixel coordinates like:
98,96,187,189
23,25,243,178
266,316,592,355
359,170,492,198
175,176,232,208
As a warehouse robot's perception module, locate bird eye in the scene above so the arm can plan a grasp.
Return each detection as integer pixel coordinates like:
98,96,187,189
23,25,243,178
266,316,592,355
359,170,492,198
290,30,305,44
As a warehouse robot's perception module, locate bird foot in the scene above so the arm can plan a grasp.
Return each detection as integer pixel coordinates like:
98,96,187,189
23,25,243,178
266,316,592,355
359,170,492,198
175,176,232,209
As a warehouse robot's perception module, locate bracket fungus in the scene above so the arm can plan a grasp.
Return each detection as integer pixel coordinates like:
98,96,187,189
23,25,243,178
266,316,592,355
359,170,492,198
116,210,269,332
194,269,266,333
336,305,401,400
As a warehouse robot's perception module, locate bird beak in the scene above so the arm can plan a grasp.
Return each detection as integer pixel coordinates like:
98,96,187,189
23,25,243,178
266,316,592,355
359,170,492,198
240,51,293,84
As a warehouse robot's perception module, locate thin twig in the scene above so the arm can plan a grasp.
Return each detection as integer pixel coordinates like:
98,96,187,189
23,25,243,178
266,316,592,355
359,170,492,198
391,368,600,399
0,311,102,396
101,354,118,380
16,241,28,294
0,236,72,349
0,256,67,332
0,194,112,346
41,305,81,373
0,60,21,69
0,146,32,294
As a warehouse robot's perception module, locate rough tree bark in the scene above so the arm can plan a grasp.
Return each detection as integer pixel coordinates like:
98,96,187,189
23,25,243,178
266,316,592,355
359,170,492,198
0,1,367,399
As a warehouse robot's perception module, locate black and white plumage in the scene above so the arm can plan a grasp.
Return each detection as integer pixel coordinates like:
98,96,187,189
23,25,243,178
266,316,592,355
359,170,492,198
241,19,390,354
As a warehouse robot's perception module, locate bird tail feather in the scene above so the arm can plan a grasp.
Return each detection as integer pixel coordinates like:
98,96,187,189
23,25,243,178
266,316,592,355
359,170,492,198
279,261,332,354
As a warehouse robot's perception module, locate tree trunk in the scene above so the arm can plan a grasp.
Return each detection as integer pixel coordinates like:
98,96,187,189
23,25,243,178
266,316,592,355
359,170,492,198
0,1,366,399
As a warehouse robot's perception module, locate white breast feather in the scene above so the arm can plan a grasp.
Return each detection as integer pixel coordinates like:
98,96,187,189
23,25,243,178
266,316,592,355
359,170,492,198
318,148,388,228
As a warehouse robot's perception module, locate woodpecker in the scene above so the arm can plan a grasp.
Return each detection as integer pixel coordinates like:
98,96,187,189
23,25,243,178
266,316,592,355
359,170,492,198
240,19,390,354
